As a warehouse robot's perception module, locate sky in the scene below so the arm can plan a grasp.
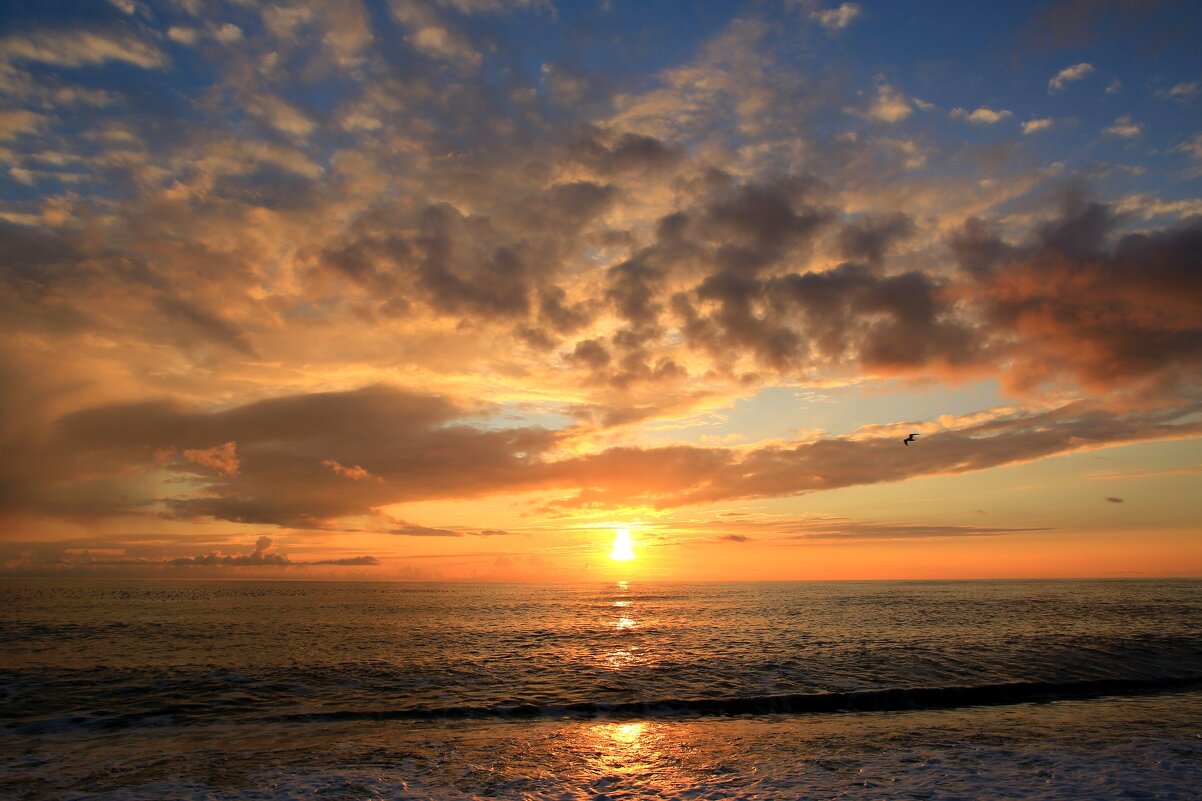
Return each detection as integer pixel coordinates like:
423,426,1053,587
0,0,1200,581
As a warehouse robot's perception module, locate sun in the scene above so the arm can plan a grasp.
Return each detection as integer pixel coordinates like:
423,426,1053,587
609,529,635,561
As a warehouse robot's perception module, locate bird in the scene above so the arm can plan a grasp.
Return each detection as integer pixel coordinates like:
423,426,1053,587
902,433,919,446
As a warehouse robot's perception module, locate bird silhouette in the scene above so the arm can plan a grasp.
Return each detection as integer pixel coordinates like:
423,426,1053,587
903,433,919,446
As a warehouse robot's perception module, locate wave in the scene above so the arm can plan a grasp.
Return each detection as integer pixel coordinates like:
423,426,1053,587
8,676,1201,735
264,676,1202,723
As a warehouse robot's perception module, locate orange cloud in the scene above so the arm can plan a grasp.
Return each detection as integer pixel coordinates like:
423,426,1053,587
182,442,240,476
322,459,380,482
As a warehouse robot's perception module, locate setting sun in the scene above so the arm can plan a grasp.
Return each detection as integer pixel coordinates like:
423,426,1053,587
610,529,635,562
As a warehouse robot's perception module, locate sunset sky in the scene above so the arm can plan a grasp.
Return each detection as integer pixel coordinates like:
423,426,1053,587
1,0,1200,581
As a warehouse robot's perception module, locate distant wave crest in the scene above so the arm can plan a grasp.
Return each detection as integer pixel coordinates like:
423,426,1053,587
267,676,1202,722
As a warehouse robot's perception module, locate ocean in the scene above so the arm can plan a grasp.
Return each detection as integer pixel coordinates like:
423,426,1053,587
2,579,1200,799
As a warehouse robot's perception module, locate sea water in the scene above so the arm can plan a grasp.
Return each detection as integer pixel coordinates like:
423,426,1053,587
2,579,1200,799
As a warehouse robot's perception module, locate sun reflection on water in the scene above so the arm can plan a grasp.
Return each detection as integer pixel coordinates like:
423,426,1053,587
607,721,646,744
577,720,697,792
599,580,645,670
586,721,651,776
603,647,638,670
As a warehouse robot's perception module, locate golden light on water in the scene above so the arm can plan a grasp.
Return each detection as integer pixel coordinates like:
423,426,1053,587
609,529,635,561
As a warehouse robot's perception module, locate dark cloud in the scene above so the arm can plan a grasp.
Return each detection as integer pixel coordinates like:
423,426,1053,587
546,181,617,226
837,212,916,268
698,174,832,274
514,324,557,351
689,514,1052,543
675,259,979,374
0,218,263,360
646,174,979,377
154,296,257,356
957,200,1202,391
311,555,380,565
15,385,558,526
388,523,462,537
566,338,611,370
695,268,806,370
607,349,686,389
311,175,613,333
168,537,378,567
635,193,1201,390
0,220,82,288
415,203,534,319
1105,496,1124,503
606,255,664,331
538,285,593,334
948,216,1015,279
570,128,685,176
781,521,1051,541
316,221,409,290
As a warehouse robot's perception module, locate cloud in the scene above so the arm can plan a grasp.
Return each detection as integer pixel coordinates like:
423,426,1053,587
1022,118,1055,134
21,367,1200,524
388,523,463,536
953,198,1202,392
437,0,552,14
182,442,240,476
837,212,915,267
167,26,200,45
322,459,380,482
390,0,482,67
812,3,862,31
718,533,749,542
1175,133,1202,161
168,536,379,566
1115,194,1202,221
210,23,243,44
544,400,1201,509
867,84,912,123
1104,116,1143,138
780,519,1051,541
950,107,1012,124
23,385,557,526
1105,496,1124,503
0,29,167,69
313,555,381,565
1159,82,1198,102
0,110,45,141
247,95,317,138
566,338,612,370
1048,62,1094,93
153,297,259,357
677,258,976,375
235,140,325,178
0,2,1198,565
569,129,685,177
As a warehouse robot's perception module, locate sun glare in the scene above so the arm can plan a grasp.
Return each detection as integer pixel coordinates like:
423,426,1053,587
609,529,635,561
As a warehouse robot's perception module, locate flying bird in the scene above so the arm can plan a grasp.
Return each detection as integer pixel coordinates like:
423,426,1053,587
903,433,919,446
